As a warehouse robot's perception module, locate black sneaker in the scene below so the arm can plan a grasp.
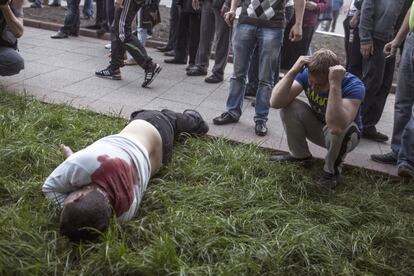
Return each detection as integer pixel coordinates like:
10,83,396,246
397,164,414,178
362,129,388,142
370,152,397,165
255,121,267,136
95,66,121,80
183,109,209,134
319,172,340,189
142,63,162,88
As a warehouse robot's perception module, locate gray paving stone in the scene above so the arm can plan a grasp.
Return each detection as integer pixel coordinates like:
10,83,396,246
59,80,115,98
23,68,91,90
143,97,197,111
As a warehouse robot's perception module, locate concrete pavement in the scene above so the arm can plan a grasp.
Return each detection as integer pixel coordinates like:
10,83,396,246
0,27,398,176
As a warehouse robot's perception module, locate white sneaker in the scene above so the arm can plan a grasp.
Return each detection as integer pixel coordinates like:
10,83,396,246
105,43,111,50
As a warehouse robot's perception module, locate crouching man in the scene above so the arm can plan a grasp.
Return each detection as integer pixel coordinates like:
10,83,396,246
0,0,24,76
269,49,365,188
42,109,209,241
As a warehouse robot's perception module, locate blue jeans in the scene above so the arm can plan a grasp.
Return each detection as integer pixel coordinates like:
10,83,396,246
226,23,283,122
391,32,414,169
60,0,81,35
83,0,94,17
0,47,24,76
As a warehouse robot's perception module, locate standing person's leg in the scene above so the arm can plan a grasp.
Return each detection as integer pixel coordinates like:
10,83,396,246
302,26,316,55
207,6,231,82
165,12,190,63
188,13,201,66
330,10,339,32
347,27,362,78
254,27,283,135
398,113,414,177
160,0,180,52
105,0,115,32
0,47,24,76
52,0,81,37
83,0,94,18
189,0,215,75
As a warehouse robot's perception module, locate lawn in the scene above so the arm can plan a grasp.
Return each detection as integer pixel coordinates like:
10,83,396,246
0,92,413,275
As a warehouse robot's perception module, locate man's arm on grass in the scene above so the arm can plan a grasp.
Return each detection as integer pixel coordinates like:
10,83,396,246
325,65,362,134
270,56,310,109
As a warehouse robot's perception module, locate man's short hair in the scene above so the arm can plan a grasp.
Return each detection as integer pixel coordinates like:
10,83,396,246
308,48,340,77
60,188,112,241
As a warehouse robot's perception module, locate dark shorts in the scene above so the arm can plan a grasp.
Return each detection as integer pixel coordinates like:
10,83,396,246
129,110,174,163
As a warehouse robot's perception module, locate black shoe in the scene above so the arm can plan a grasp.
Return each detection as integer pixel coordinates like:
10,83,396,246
142,63,162,88
187,68,207,76
164,58,186,64
48,2,60,6
255,121,268,136
398,164,414,178
30,3,42,8
157,46,172,52
205,74,223,83
95,66,122,80
269,153,313,163
164,50,176,57
51,30,68,39
244,85,256,98
183,109,209,134
362,129,389,142
85,24,102,30
371,152,397,165
319,172,340,189
213,112,239,125
186,64,196,71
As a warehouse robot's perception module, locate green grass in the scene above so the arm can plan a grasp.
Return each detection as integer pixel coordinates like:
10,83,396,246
0,91,413,275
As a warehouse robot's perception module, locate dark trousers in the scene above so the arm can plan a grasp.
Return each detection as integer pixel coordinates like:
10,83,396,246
343,16,362,78
110,1,153,70
60,0,81,35
362,38,396,132
129,109,207,163
280,23,315,70
166,0,181,50
175,12,201,65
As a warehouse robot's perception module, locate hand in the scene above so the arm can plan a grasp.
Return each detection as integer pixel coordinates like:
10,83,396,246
224,10,236,27
383,40,399,58
289,22,302,42
221,4,229,17
328,65,346,86
291,55,311,74
192,0,200,10
349,15,358,28
115,0,124,8
305,1,317,10
360,42,374,59
61,144,73,160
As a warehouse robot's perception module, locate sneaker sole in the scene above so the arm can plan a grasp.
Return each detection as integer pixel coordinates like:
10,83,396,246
142,66,162,88
95,74,122,80
398,169,414,178
370,157,397,165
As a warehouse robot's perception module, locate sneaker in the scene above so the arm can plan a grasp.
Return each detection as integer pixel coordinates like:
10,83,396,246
319,172,340,189
362,129,389,142
95,66,122,80
105,43,111,49
183,109,209,134
212,112,239,125
255,121,268,136
397,163,414,178
142,63,162,88
370,152,397,165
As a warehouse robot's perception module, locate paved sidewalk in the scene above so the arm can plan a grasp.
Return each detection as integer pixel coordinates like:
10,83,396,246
1,27,398,176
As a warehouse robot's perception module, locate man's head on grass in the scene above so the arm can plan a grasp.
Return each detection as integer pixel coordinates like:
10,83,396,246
308,48,340,93
60,185,112,242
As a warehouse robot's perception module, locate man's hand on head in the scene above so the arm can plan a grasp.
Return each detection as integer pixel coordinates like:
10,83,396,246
291,55,311,74
328,65,346,87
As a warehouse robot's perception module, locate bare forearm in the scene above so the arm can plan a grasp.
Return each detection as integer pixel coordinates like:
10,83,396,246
394,8,411,46
270,70,296,109
0,6,23,37
326,85,349,132
293,0,305,25
230,0,239,11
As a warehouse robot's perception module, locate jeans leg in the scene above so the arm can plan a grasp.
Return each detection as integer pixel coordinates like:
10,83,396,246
247,46,259,93
0,47,24,76
195,0,215,71
61,0,81,34
323,123,360,175
280,99,325,159
83,0,94,17
391,33,414,156
226,24,257,119
398,113,414,169
255,27,283,122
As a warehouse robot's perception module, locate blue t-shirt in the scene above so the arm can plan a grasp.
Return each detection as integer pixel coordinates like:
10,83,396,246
295,68,365,130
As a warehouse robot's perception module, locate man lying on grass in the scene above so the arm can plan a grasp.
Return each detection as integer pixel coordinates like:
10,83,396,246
269,49,365,189
42,109,209,242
